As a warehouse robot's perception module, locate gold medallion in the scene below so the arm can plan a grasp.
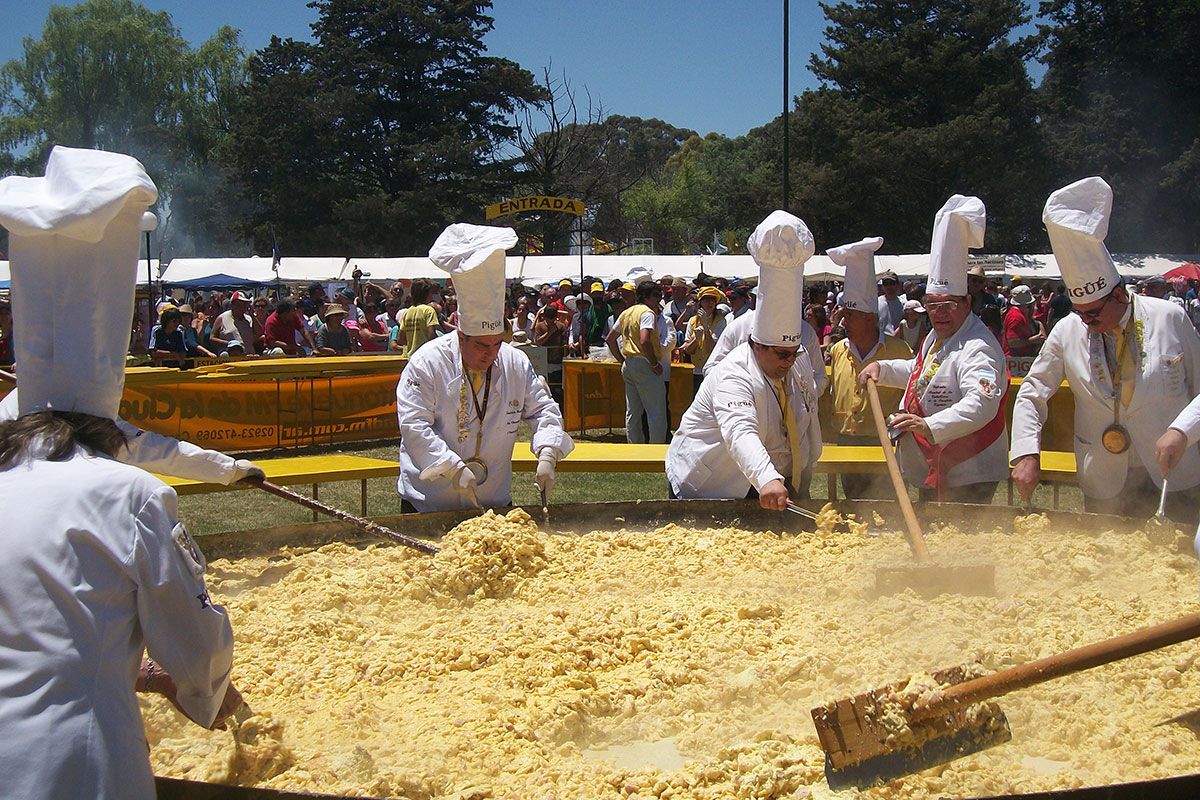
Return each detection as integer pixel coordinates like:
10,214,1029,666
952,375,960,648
1102,423,1131,454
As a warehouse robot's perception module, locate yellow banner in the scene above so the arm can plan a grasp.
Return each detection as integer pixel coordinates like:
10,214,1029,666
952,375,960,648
485,195,585,220
119,373,403,451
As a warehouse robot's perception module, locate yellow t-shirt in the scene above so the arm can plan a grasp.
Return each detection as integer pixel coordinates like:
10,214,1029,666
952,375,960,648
616,304,669,363
686,310,726,373
401,304,439,357
828,334,913,437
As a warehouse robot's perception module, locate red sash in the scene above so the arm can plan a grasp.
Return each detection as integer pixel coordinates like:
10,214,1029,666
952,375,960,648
901,342,1009,499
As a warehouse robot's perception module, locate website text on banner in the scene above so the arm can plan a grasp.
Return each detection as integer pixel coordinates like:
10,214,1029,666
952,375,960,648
119,373,401,450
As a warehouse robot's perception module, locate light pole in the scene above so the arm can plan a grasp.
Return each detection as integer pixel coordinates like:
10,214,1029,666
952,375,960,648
783,0,790,212
140,211,158,341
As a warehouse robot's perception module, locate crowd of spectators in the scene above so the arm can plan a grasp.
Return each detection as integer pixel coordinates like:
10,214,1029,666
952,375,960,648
1,267,1195,374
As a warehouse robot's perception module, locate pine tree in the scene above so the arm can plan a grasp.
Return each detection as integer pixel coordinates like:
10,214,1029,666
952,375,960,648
223,0,543,255
787,0,1046,252
1038,0,1200,251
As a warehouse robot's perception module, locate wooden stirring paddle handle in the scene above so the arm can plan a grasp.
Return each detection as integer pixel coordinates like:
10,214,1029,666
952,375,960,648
914,611,1200,722
243,478,440,555
865,378,931,562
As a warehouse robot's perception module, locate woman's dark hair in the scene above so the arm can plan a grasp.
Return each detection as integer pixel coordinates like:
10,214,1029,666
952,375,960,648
0,410,127,467
636,282,663,303
411,279,433,304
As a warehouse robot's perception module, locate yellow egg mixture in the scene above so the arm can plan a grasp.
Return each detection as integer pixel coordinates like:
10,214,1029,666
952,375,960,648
142,509,1200,799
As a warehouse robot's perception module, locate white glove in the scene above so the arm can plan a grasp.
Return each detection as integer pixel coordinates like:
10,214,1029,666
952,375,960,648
232,459,265,483
535,447,559,496
452,463,481,508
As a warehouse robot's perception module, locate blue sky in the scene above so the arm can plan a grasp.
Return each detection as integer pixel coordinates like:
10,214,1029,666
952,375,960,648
0,1,843,137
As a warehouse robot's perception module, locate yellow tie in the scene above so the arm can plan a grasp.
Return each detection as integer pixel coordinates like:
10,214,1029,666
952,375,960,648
1114,317,1136,408
774,378,803,493
467,368,485,395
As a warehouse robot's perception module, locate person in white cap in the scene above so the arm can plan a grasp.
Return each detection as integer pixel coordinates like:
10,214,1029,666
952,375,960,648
396,223,574,512
1012,177,1200,521
825,237,913,498
0,146,241,800
859,195,1009,503
1156,394,1200,555
666,211,822,509
1001,284,1045,357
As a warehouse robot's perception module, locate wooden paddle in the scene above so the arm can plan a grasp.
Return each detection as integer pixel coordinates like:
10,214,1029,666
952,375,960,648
813,610,1200,789
242,477,440,555
864,378,994,595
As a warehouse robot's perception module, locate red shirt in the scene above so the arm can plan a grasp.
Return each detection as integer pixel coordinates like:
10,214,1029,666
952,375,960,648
264,311,303,350
1002,306,1036,356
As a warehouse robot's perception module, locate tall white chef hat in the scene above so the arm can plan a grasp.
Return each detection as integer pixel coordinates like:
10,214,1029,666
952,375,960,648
748,210,814,347
926,195,986,297
0,146,158,419
626,264,654,286
428,222,518,337
1043,177,1120,305
827,236,884,314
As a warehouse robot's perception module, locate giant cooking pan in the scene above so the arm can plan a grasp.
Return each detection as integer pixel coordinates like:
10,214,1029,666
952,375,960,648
157,499,1200,800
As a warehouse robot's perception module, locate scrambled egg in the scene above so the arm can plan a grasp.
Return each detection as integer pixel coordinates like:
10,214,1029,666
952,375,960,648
143,509,1200,799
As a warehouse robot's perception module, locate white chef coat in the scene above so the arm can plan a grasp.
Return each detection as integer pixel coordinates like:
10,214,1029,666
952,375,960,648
1169,392,1200,448
666,341,823,498
0,444,234,800
876,313,1009,488
396,334,574,511
0,389,241,484
706,308,827,396
1011,295,1200,499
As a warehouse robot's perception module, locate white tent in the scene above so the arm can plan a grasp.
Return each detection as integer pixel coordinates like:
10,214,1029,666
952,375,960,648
516,254,702,285
1004,253,1199,281
159,257,277,285
699,253,931,282
344,256,527,282
0,260,8,288
277,256,347,283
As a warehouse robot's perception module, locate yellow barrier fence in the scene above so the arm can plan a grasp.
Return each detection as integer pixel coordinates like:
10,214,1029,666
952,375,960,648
0,354,1077,454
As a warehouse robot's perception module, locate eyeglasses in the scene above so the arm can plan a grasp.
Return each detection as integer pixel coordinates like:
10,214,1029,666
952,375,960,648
756,343,802,361
1072,290,1120,322
925,300,959,314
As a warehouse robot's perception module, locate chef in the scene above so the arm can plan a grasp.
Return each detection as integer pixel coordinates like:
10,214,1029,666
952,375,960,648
1,385,265,485
0,147,240,800
666,211,823,510
859,195,1009,503
825,236,913,498
1011,177,1200,521
396,223,574,512
1156,393,1200,555
706,285,826,396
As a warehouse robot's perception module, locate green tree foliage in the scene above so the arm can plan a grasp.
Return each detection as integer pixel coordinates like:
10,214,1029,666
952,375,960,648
784,0,1045,252
622,131,771,253
1037,0,1200,252
0,0,249,255
223,0,543,255
510,66,695,255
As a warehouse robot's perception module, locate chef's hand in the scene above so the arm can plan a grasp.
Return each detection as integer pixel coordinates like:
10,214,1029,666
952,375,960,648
857,362,882,389
1011,454,1041,500
209,683,245,731
452,463,481,507
759,479,790,512
535,448,558,496
231,459,265,484
888,412,930,440
1155,428,1188,477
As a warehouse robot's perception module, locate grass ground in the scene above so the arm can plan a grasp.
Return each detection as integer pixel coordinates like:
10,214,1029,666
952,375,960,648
180,435,1085,536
